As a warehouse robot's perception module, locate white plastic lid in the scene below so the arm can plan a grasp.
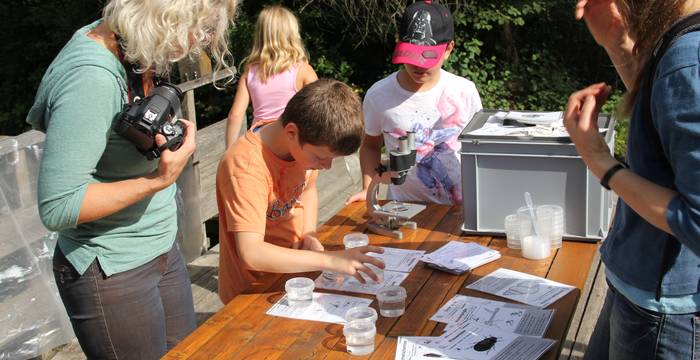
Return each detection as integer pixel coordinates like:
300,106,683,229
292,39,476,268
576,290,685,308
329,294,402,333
345,306,378,323
343,232,369,248
285,277,314,293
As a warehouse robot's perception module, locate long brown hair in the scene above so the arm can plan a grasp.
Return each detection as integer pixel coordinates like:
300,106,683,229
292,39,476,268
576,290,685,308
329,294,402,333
616,0,685,115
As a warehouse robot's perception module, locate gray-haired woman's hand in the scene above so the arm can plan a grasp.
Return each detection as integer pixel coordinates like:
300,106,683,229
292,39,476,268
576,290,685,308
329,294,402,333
153,119,197,189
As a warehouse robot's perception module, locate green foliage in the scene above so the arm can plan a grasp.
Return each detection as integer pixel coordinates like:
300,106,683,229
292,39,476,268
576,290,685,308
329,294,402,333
0,0,629,159
0,0,106,135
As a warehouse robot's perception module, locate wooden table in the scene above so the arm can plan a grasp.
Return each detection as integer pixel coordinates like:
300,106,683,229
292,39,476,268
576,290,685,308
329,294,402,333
164,203,599,360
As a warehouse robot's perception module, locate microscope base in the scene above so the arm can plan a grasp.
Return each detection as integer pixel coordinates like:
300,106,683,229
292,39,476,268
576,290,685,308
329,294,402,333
367,220,418,240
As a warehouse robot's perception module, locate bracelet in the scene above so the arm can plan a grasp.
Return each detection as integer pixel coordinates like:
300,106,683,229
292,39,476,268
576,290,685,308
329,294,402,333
600,162,627,190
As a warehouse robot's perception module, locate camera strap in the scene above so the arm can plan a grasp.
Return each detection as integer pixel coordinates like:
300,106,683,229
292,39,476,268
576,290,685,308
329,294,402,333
124,62,146,102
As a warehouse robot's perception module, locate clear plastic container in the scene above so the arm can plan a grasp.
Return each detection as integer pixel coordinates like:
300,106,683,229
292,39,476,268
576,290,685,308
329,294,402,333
343,319,376,356
321,270,344,283
285,277,314,307
343,232,369,249
536,205,564,249
504,213,520,249
345,306,378,324
376,286,407,317
361,262,384,284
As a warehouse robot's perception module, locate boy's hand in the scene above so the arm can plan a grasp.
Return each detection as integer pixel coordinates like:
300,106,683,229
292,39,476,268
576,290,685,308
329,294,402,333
326,246,385,283
345,189,368,204
301,234,324,251
345,170,399,204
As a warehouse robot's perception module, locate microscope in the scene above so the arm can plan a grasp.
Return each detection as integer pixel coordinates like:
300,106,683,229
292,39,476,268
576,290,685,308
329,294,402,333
366,131,426,239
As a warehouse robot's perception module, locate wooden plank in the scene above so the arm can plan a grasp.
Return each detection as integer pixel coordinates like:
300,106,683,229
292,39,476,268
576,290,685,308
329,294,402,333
163,203,366,359
177,67,236,93
538,241,597,360
254,204,451,360
565,260,606,360
558,247,601,360
195,119,227,222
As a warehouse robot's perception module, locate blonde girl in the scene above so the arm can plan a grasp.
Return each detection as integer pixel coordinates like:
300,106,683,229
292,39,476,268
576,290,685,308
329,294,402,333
225,5,318,147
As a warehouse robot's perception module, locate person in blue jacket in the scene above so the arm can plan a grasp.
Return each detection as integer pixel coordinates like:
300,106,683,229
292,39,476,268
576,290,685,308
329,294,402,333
565,0,700,359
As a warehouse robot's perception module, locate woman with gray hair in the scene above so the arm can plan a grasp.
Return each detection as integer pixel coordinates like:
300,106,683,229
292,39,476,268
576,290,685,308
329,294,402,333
565,0,700,358
26,0,237,358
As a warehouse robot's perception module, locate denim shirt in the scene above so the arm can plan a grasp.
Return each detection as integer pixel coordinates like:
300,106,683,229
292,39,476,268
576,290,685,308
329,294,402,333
601,32,700,299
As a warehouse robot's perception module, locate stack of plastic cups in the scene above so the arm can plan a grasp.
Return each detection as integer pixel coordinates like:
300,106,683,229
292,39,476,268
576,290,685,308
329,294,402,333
504,214,521,249
536,205,564,249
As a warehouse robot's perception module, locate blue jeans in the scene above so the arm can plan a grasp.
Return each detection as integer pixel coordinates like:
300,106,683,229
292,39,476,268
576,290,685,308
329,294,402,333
53,244,196,359
584,282,700,360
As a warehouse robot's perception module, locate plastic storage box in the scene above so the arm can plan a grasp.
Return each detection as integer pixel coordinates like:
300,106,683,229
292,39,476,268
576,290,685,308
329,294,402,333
459,110,615,241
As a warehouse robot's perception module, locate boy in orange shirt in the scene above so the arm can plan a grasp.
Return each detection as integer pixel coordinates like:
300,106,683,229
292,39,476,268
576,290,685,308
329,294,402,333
216,79,384,303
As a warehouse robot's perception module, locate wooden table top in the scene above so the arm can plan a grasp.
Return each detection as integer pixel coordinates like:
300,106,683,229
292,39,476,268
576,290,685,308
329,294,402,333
164,203,599,360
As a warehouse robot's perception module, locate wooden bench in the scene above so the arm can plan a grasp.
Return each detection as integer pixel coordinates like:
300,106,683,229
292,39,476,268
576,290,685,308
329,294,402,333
164,202,599,360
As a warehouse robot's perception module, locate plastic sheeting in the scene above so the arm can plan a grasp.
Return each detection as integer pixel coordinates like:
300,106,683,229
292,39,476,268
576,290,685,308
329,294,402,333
0,136,74,360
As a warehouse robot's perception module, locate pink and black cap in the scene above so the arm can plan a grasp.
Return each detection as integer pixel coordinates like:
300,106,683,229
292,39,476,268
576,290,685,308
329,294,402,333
392,0,454,69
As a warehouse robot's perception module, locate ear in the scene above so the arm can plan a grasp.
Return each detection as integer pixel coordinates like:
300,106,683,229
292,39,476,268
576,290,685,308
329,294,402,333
283,121,300,142
444,40,455,59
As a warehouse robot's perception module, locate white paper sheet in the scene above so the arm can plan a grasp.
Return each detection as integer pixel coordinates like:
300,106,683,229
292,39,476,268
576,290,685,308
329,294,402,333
314,270,409,295
421,241,501,273
504,111,563,126
372,247,426,273
467,113,606,138
266,292,372,324
431,295,555,337
396,323,556,360
396,336,453,359
466,268,575,308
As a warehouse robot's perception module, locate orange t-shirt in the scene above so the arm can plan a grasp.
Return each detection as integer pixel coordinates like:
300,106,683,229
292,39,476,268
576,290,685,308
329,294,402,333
216,122,316,304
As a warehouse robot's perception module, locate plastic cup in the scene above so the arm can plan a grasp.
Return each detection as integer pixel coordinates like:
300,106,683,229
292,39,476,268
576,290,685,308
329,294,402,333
537,205,564,249
521,235,551,260
376,286,407,317
504,213,520,249
321,270,344,283
360,262,384,284
343,232,369,249
285,277,314,307
345,306,378,324
343,319,376,356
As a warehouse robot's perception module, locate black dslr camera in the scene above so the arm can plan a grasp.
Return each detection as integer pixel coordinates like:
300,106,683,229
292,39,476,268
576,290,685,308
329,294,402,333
115,82,186,160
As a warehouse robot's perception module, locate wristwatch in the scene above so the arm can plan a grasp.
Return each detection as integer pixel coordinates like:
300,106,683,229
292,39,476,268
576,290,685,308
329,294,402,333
600,162,627,190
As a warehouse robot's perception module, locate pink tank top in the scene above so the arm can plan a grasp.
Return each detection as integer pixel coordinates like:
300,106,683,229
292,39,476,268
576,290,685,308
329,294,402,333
247,63,300,123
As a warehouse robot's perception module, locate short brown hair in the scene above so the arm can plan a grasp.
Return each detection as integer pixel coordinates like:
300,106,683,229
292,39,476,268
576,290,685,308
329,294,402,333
280,79,364,156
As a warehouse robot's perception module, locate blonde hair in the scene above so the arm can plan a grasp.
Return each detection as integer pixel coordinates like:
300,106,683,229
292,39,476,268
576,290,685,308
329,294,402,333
103,0,238,77
245,5,308,83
